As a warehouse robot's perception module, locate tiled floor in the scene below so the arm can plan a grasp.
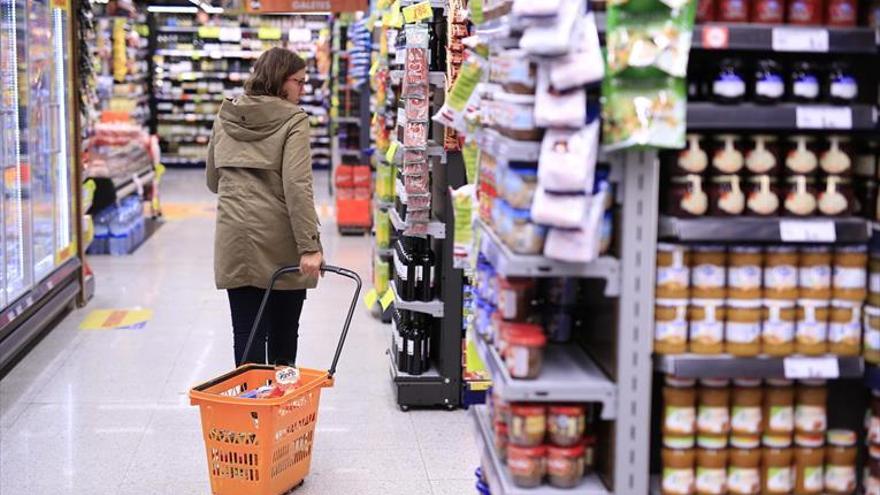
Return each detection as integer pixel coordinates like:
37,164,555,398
0,169,478,495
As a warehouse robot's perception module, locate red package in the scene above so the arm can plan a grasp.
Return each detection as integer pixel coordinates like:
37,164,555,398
404,122,428,148
752,0,784,22
406,97,429,122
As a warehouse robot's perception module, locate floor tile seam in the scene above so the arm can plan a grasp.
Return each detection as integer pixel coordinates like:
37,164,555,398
116,411,155,488
409,414,434,483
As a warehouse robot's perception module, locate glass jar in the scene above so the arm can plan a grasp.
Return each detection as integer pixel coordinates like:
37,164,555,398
763,379,795,437
497,277,535,320
697,0,716,20
728,247,763,300
820,136,853,175
717,0,750,21
786,135,819,175
547,405,586,447
784,175,818,217
547,444,585,488
726,300,762,357
753,60,785,104
731,379,763,438
796,299,830,355
709,175,746,216
762,435,794,494
667,175,710,217
753,0,785,22
712,134,745,174
502,324,547,379
745,175,781,216
508,444,547,488
689,300,726,355
657,243,691,299
746,135,780,174
764,246,799,300
799,246,832,300
728,436,761,495
790,62,821,101
824,429,857,495
509,404,547,447
870,393,880,444
826,0,858,25
869,255,880,306
494,421,509,460
833,246,868,302
712,58,747,103
794,433,825,495
817,176,853,217
866,445,880,495
664,377,698,437
663,442,697,495
696,438,728,495
864,305,880,365
677,134,709,174
697,379,731,443
762,300,796,356
828,299,861,356
795,380,827,436
692,246,727,299
656,299,690,354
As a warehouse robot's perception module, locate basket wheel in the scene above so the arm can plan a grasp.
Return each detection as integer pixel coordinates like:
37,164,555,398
399,404,410,412
285,480,305,493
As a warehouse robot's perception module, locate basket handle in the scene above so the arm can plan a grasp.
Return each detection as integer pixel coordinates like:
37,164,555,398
240,264,362,377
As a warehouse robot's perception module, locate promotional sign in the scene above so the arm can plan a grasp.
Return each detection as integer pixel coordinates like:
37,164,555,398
244,0,367,13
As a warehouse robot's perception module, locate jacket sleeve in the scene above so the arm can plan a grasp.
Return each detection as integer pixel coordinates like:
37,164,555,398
282,114,322,254
206,124,219,193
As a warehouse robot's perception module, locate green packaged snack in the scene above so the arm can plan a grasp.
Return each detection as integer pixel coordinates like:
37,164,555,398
602,76,687,150
606,1,696,78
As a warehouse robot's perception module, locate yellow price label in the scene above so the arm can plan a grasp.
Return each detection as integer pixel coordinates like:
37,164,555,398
363,288,379,310
378,0,394,8
402,1,433,23
198,26,221,39
369,59,380,78
258,26,282,40
379,288,395,310
383,0,403,27
385,141,399,164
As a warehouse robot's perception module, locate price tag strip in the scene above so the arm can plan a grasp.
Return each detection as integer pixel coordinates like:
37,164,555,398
772,27,829,52
784,356,840,379
795,106,853,130
779,219,836,243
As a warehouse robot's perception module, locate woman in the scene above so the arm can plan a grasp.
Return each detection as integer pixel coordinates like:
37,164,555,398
206,47,322,366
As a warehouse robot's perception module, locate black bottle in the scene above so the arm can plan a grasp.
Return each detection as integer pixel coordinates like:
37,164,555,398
790,61,820,103
826,62,858,104
711,58,746,104
417,246,435,302
753,59,785,104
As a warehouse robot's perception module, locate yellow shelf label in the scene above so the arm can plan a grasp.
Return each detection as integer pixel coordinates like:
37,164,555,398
379,288,395,310
385,141,399,164
198,26,221,39
363,288,379,310
402,1,433,23
382,0,403,27
258,26,282,40
369,59,380,78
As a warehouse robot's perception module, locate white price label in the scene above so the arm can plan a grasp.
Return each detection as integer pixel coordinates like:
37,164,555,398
219,27,242,42
796,106,853,129
288,28,312,43
779,220,836,242
772,27,829,52
784,357,840,379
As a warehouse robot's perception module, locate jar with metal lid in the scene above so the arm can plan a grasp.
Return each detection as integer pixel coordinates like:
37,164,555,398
753,61,785,104
712,60,747,105
784,175,818,217
656,299,689,354
712,134,745,174
763,379,795,437
793,433,825,495
828,300,862,356
666,174,710,217
508,444,547,488
826,0,858,25
708,175,746,216
664,376,698,437
826,62,858,103
689,300,726,355
764,246,798,300
824,429,857,494
762,435,794,494
795,380,827,436
717,0,750,20
796,299,830,355
799,246,832,300
866,444,880,495
762,300,796,356
697,379,731,443
745,175,781,216
727,436,761,495
676,134,709,174
790,62,821,100
663,438,697,495
833,246,867,302
546,444,585,488
869,255,880,307
818,176,853,217
696,437,728,495
692,246,727,299
547,404,586,447
864,306,880,364
745,135,780,174
728,247,763,300
731,379,762,439
509,404,547,447
657,244,691,299
786,135,819,175
725,300,762,357
820,136,853,175
753,0,785,22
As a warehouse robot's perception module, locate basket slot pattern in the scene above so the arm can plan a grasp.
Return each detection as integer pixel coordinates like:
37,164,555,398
210,448,260,482
209,427,259,446
271,430,314,479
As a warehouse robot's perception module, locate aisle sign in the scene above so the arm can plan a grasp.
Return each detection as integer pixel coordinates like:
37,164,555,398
198,26,221,39
795,106,852,130
379,288,395,310
402,1,433,23
245,0,367,13
779,220,836,242
258,27,282,40
772,27,829,52
784,357,839,379
363,288,379,310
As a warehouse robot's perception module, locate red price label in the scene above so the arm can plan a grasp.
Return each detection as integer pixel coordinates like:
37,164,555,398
701,26,730,49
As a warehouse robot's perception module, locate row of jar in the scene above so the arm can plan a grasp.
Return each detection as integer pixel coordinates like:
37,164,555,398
660,431,858,495
671,135,855,177
696,0,865,26
654,297,873,356
656,244,871,303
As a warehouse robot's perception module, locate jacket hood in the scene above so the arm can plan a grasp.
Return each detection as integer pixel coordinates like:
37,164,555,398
218,95,304,142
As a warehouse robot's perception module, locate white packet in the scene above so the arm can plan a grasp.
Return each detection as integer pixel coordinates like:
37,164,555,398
519,0,583,56
530,187,587,229
538,121,599,193
543,188,607,263
513,0,562,18
549,13,604,90
534,65,587,129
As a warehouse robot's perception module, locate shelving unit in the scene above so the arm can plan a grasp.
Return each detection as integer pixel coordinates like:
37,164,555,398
390,281,444,318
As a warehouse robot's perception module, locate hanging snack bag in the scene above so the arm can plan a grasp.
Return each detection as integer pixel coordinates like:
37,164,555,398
531,188,589,229
602,76,687,150
433,53,486,134
538,121,600,193
535,65,587,129
549,13,605,91
543,187,609,263
519,0,584,56
403,24,430,98
606,6,695,78
512,0,563,18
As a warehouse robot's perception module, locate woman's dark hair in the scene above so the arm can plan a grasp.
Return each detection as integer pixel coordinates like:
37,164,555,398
244,47,307,98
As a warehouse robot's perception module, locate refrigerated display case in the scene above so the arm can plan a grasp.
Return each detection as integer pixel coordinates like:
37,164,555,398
0,0,81,369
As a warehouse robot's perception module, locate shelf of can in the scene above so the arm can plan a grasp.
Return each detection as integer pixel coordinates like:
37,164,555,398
686,102,877,132
472,405,611,495
658,215,870,244
655,354,865,379
389,207,446,239
390,280,444,318
389,70,446,87
692,23,878,54
476,219,621,296
475,337,617,420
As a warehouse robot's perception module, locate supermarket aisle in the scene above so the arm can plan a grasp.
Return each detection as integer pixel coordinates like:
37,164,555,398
0,170,477,495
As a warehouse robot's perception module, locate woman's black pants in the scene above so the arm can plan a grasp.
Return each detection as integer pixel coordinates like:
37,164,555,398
228,286,306,366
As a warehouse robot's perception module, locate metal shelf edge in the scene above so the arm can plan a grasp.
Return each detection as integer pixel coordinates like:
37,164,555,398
655,353,865,379
391,281,444,318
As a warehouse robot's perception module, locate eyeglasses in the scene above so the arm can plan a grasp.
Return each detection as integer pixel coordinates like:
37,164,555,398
287,76,307,86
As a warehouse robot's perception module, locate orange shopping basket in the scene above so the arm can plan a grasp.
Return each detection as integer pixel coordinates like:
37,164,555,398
190,265,361,495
